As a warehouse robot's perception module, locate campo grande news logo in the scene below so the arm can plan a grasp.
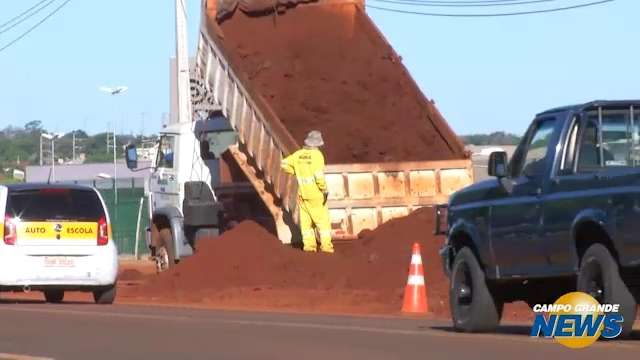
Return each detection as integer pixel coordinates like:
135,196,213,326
529,292,624,348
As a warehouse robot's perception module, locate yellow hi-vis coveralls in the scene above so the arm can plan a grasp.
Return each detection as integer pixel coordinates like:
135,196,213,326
281,148,334,253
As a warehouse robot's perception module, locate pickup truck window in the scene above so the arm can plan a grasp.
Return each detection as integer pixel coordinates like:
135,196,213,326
577,121,601,171
584,109,633,168
514,118,556,178
633,108,640,166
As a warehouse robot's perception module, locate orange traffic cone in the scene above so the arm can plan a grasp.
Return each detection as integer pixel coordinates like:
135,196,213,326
402,242,428,314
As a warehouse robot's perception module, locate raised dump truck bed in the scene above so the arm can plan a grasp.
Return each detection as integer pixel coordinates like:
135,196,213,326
195,0,473,242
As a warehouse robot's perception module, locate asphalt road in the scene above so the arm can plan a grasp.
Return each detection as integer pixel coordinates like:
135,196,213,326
0,302,639,360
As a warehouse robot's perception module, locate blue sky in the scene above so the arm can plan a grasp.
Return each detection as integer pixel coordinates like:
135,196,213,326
0,0,636,136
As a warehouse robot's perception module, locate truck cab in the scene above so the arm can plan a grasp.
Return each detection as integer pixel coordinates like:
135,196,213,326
126,114,241,271
438,100,640,335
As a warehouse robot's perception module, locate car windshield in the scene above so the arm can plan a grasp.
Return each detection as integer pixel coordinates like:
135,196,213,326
6,188,105,221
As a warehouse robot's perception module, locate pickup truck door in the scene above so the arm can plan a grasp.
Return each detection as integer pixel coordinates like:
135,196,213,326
490,117,557,277
543,108,640,272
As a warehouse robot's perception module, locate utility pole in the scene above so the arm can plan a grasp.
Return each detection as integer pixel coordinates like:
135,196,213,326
51,138,55,182
72,132,84,163
106,123,112,154
140,112,146,138
175,0,192,125
72,131,76,162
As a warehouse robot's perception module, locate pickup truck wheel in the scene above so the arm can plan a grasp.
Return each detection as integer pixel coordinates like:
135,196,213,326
44,290,64,303
577,243,637,337
450,247,503,332
156,228,175,273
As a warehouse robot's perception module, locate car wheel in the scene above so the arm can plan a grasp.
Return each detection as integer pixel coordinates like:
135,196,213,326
156,228,175,273
44,290,64,303
93,285,117,304
450,247,503,332
577,243,637,337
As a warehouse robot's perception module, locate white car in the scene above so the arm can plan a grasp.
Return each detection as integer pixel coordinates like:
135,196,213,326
0,184,118,304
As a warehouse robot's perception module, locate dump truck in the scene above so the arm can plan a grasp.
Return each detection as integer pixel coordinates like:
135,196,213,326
126,0,474,270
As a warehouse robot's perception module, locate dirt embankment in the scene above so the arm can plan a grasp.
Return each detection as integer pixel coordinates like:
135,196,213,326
214,4,466,163
118,207,532,319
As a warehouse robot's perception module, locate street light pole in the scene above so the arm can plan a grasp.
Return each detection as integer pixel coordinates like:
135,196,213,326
41,133,61,183
99,85,128,205
51,138,55,182
113,121,117,205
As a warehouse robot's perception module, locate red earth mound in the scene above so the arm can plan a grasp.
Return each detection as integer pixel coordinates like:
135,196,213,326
214,3,465,163
122,207,532,319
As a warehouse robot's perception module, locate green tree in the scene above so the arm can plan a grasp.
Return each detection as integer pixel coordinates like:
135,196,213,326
24,120,43,133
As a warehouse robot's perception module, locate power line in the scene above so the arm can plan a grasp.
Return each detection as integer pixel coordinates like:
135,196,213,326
0,0,58,35
0,0,49,30
369,0,563,7
0,0,73,54
366,0,613,16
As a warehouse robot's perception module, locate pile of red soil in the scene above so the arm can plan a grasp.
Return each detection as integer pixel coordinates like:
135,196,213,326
214,3,465,163
123,208,443,314
122,207,533,319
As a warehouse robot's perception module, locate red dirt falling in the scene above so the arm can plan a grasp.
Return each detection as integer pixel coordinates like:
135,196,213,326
215,4,465,163
121,208,531,320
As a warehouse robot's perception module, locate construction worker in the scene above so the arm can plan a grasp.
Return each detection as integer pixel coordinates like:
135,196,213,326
281,130,334,253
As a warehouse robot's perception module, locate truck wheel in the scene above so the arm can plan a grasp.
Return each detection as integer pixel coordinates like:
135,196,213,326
156,228,175,272
44,290,64,303
93,285,116,304
577,243,637,337
450,247,503,332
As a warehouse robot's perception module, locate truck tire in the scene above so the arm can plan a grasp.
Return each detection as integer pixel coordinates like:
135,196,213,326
44,290,64,303
93,285,116,304
577,243,637,337
450,247,503,332
157,228,176,272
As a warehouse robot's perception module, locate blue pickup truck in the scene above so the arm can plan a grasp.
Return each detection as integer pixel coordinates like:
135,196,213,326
437,100,640,335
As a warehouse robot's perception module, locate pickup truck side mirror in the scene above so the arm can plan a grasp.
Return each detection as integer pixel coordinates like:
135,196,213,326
125,144,138,170
488,151,508,178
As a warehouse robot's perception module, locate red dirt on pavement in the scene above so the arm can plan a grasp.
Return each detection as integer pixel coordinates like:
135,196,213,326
212,3,466,163
119,269,145,282
119,208,532,320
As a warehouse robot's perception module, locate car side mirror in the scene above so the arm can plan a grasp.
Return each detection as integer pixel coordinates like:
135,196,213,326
125,144,138,170
488,151,508,178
